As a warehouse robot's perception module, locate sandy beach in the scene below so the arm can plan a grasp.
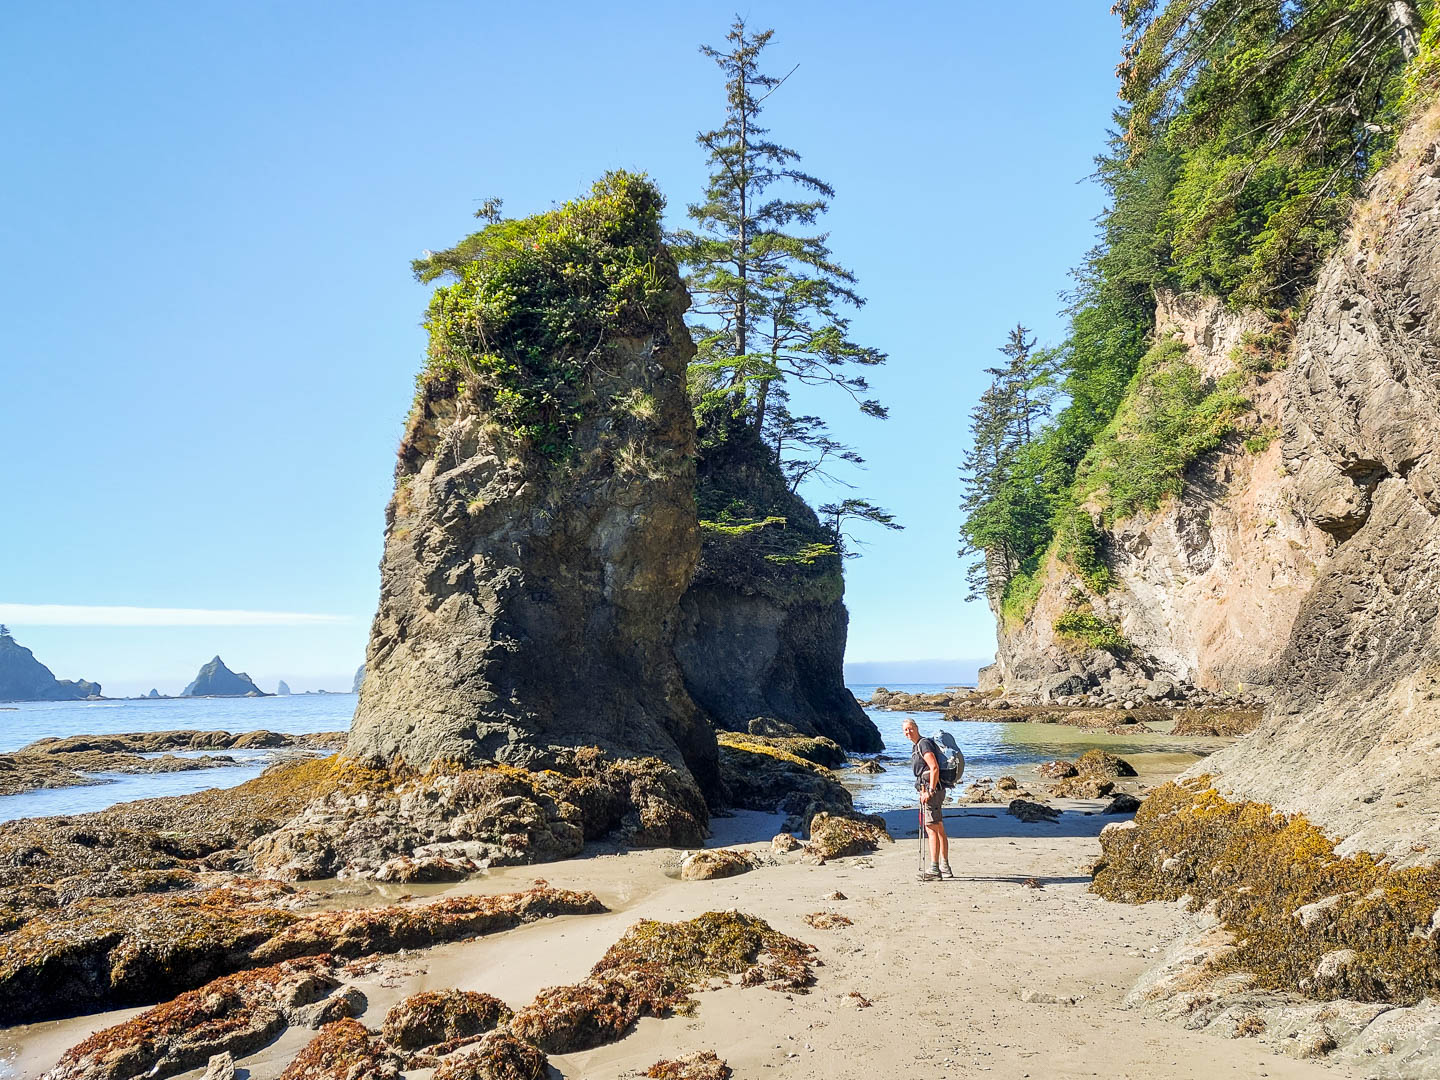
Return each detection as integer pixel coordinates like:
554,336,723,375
4,798,1365,1080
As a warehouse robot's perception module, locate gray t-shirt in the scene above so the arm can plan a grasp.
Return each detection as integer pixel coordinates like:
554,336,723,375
911,736,940,783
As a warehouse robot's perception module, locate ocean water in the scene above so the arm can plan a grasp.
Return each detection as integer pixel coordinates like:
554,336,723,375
0,693,356,823
844,682,1225,812
0,682,1223,822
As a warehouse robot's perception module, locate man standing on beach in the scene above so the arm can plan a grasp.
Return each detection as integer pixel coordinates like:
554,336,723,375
903,717,952,880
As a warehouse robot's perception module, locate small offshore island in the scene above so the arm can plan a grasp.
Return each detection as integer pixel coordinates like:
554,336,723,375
8,7,1440,1080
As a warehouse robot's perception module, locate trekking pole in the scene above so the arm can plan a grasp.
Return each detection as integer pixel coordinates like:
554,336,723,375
917,797,925,877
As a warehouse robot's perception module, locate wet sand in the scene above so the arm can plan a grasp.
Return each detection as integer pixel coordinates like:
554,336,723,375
4,803,1366,1080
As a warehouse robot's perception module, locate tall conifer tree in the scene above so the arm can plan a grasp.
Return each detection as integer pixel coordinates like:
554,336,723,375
672,17,888,444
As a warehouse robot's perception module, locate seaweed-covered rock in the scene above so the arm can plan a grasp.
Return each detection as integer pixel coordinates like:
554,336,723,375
509,911,816,1055
1171,708,1262,736
714,731,853,831
278,1018,402,1080
1048,776,1116,799
381,990,511,1051
1037,760,1078,779
804,813,891,862
251,750,706,881
1074,750,1136,780
646,1051,732,1080
2,882,603,1024
1008,799,1060,823
431,1031,549,1080
347,175,717,808
42,957,343,1080
771,832,801,853
680,848,754,881
851,758,884,774
1093,779,1440,1004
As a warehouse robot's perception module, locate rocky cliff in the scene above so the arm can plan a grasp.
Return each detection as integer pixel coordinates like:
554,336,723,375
1004,102,1440,858
985,290,1333,702
182,656,265,698
1189,108,1440,859
675,419,881,752
0,631,100,701
346,174,718,801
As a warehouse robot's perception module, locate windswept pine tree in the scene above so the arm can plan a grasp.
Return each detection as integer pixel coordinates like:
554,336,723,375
672,18,887,452
673,16,898,553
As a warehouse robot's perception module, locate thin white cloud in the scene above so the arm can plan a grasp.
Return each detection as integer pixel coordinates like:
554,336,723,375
0,603,353,627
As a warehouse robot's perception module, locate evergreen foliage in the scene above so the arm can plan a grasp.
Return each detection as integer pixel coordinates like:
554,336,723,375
672,17,887,438
958,1,1428,614
411,172,676,462
679,16,899,559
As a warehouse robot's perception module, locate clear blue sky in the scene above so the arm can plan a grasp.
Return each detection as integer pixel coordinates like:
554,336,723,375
1,2,1122,695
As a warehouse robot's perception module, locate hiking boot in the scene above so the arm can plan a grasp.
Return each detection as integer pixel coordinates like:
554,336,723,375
940,862,955,879
919,864,941,881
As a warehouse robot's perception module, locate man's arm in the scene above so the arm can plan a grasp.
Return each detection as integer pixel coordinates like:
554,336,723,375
923,750,940,793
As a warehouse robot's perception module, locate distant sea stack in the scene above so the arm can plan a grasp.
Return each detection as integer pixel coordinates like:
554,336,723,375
0,627,101,701
146,689,161,699
276,680,291,696
181,656,266,698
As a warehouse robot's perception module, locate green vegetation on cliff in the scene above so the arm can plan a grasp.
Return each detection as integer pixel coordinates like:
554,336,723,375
960,0,1425,614
411,172,677,462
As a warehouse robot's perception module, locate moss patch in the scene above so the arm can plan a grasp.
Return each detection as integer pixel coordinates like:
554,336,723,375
1093,779,1440,1003
1053,609,1132,655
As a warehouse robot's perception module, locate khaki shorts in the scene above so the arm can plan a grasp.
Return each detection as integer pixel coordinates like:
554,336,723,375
918,783,945,825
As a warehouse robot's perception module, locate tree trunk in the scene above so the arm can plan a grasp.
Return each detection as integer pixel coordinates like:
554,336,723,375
1390,1,1420,61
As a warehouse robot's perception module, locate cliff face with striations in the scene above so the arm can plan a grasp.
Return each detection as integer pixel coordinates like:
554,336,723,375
996,104,1440,860
346,175,718,801
1193,108,1440,859
988,290,1332,700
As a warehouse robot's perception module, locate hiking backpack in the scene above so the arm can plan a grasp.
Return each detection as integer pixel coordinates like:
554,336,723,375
932,730,966,788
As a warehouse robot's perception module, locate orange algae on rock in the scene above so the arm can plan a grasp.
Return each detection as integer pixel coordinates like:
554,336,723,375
430,1031,548,1080
4,882,604,1025
1093,778,1440,1003
278,1018,401,1080
645,1050,733,1079
43,957,340,1080
381,989,511,1051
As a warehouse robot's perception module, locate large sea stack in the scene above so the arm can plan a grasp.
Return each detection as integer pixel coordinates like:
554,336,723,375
675,418,880,751
0,629,100,701
347,173,718,797
182,656,265,697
